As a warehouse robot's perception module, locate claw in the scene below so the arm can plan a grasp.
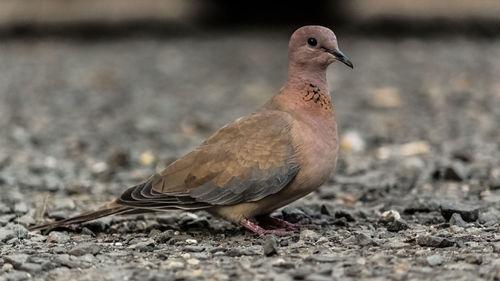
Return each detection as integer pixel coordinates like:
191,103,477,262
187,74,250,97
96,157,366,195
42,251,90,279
240,218,293,236
255,215,301,230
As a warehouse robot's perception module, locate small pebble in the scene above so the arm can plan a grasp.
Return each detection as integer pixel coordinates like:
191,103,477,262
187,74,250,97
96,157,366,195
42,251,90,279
47,231,71,244
464,255,482,265
387,219,410,232
380,210,401,223
427,254,443,266
3,254,28,268
185,239,198,244
449,213,468,228
184,246,205,253
440,202,479,222
340,131,366,153
416,235,454,248
68,243,100,256
2,263,14,272
140,151,155,165
282,208,307,223
186,258,200,266
165,261,184,269
263,236,278,256
300,230,319,241
345,232,378,247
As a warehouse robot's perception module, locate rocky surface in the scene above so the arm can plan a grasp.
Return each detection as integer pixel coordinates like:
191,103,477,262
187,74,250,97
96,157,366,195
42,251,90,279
1,30,500,281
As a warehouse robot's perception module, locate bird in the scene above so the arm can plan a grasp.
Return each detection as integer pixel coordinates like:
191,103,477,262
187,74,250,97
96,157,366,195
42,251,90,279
29,25,353,235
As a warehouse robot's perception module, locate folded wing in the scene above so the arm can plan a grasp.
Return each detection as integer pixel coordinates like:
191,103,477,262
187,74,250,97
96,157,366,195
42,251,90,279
117,110,300,210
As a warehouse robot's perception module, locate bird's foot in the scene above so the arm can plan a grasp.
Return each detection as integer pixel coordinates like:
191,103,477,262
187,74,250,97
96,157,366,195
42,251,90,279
240,218,292,236
255,215,301,230
294,219,320,230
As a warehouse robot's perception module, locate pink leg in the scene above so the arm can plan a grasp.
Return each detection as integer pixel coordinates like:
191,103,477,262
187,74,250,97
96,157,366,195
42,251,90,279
240,218,292,236
255,215,301,230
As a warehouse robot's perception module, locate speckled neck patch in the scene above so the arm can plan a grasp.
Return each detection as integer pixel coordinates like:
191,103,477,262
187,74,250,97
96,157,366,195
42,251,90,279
302,83,332,111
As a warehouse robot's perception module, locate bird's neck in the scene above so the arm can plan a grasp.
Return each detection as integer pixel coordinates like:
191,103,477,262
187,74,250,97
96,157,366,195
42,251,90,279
285,63,328,91
275,64,333,114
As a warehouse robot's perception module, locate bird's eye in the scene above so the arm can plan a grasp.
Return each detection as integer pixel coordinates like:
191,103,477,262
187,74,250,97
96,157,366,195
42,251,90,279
307,38,317,46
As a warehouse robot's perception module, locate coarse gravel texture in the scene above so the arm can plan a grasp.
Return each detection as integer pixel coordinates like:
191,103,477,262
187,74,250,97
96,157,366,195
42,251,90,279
1,29,500,281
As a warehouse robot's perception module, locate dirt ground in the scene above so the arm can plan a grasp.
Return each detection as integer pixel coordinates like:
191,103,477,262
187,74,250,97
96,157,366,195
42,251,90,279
1,29,500,281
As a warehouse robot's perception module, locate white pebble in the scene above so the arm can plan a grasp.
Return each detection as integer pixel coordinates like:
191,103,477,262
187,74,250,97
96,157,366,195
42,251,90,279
380,210,401,222
187,258,200,266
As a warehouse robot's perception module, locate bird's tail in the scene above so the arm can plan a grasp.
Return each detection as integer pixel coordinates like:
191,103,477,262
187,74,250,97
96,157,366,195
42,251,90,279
29,200,130,233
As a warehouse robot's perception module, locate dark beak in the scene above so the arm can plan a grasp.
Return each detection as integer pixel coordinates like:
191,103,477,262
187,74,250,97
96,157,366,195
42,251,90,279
330,49,354,69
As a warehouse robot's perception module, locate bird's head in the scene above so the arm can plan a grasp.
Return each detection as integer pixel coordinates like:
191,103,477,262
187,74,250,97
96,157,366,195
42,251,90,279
288,25,353,70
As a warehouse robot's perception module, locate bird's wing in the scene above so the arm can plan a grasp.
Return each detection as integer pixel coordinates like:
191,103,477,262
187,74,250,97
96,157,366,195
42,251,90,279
117,110,300,210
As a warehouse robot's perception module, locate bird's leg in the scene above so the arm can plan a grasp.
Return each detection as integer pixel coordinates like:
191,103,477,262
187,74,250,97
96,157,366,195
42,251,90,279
239,218,292,236
255,215,301,230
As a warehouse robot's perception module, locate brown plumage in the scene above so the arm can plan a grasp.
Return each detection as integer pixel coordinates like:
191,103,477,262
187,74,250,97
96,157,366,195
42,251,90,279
30,25,353,235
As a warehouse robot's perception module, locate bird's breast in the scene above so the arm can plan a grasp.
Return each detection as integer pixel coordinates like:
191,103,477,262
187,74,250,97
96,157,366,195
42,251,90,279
292,111,338,191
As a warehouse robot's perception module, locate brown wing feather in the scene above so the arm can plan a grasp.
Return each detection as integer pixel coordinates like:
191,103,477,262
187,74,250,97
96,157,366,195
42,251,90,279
117,110,299,208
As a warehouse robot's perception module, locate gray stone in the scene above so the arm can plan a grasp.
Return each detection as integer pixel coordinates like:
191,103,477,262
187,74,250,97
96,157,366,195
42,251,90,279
345,232,378,247
183,246,205,253
404,197,440,214
293,265,313,279
47,211,70,220
387,219,410,232
282,207,307,223
488,167,500,189
0,224,28,242
0,153,10,170
440,202,479,222
306,255,338,263
68,242,101,256
321,205,355,221
47,231,71,244
379,210,401,223
2,263,14,272
300,230,319,241
14,211,35,226
493,243,500,253
334,209,356,221
478,209,500,225
13,202,28,214
427,254,443,266
456,240,466,248
226,248,258,257
191,252,209,260
19,262,42,273
51,246,66,254
51,198,76,211
0,214,16,226
416,235,454,248
263,236,278,256
0,202,11,215
43,174,64,192
306,274,333,281
449,213,468,227
54,254,78,268
133,240,155,252
106,149,130,169
0,227,16,242
153,230,173,243
442,162,468,181
464,254,482,265
4,254,29,268
1,270,31,281
77,254,96,264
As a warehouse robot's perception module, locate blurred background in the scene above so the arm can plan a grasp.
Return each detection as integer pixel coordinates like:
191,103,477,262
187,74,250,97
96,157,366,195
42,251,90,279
1,0,500,220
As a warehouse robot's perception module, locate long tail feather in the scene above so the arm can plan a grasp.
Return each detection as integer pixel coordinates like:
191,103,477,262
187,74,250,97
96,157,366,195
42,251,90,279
29,201,129,233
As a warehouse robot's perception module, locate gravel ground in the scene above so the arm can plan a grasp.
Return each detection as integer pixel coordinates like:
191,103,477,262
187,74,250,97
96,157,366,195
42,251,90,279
1,30,500,281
